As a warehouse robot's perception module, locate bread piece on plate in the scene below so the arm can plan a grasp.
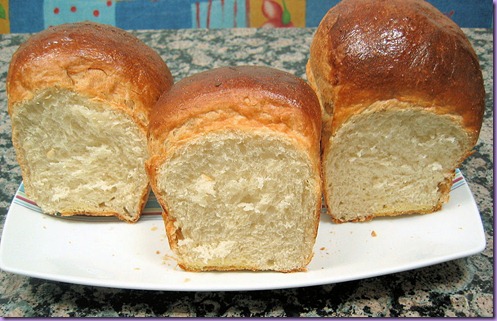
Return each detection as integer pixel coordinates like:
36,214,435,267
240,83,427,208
306,0,485,223
147,66,322,272
7,22,173,223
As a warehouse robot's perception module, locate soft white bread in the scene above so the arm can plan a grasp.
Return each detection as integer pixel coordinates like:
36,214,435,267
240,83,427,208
306,0,485,222
7,22,173,222
147,66,322,272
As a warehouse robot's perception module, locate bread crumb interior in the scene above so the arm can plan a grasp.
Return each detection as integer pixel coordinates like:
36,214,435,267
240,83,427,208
158,131,318,271
325,103,471,221
12,88,148,220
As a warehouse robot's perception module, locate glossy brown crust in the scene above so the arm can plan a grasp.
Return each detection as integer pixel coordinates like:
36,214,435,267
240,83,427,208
147,66,322,271
307,0,485,143
7,22,173,223
7,21,173,131
148,65,322,172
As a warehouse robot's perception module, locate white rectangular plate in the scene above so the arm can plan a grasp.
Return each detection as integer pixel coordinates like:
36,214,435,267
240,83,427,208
0,170,486,291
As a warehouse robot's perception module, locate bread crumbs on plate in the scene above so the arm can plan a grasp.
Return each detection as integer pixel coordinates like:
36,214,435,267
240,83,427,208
371,230,377,237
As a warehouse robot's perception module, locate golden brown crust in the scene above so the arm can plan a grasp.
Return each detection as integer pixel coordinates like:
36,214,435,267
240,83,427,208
7,22,173,131
7,22,173,223
149,65,320,147
308,0,485,223
147,65,322,188
147,66,322,271
307,0,485,144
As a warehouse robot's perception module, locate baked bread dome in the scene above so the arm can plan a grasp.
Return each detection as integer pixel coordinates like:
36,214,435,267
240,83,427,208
147,66,322,271
306,0,485,222
7,22,173,222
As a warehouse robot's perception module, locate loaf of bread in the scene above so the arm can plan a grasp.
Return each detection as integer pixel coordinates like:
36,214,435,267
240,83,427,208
306,0,485,222
147,66,322,271
7,22,173,222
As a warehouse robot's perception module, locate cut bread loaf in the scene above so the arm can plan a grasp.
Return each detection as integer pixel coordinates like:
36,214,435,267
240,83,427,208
147,66,322,272
306,0,485,222
7,22,173,223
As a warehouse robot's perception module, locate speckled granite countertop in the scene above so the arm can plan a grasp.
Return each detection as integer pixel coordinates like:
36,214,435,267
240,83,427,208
0,28,493,317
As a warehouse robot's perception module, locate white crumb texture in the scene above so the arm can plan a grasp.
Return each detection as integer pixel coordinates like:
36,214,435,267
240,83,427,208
157,131,319,271
12,88,148,221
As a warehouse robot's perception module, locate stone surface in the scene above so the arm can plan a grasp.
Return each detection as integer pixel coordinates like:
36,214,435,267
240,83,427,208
0,27,493,317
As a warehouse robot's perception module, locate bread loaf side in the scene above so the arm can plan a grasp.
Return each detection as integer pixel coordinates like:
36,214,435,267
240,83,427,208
7,22,173,222
306,0,485,222
147,66,322,271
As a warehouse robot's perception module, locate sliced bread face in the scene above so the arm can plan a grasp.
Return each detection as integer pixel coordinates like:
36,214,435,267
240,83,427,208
11,88,150,222
147,66,323,272
157,130,318,272
323,101,473,222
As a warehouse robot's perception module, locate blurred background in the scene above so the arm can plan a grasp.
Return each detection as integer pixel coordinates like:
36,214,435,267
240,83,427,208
0,0,493,34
